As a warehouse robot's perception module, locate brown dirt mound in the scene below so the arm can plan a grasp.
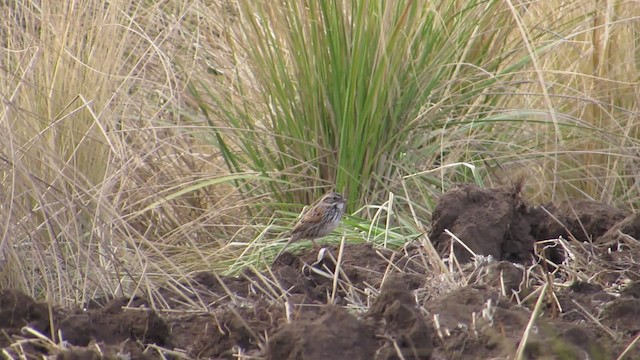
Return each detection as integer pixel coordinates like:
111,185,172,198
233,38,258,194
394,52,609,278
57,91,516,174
597,212,640,245
367,273,433,359
539,199,629,243
3,183,640,359
428,182,536,263
428,183,631,265
267,305,376,360
0,290,170,359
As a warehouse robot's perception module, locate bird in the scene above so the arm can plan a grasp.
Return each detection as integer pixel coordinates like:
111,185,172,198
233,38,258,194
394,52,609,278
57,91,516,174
274,191,347,260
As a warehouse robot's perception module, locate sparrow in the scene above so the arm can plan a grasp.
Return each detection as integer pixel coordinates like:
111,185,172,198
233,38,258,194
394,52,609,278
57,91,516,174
274,191,346,260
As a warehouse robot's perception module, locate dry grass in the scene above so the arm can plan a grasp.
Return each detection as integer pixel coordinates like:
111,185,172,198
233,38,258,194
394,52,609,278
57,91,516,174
0,0,248,306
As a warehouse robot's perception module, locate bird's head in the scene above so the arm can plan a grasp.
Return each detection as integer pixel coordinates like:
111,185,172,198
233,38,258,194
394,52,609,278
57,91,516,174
321,192,346,209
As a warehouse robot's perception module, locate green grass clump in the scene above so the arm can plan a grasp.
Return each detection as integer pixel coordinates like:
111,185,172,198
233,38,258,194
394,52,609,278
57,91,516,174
190,0,537,209
189,0,640,219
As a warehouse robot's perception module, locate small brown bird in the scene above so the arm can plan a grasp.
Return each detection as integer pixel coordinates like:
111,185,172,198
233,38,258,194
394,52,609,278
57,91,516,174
274,192,347,260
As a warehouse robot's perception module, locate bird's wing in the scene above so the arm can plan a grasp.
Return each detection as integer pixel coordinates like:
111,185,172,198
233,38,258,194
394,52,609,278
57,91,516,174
291,206,324,233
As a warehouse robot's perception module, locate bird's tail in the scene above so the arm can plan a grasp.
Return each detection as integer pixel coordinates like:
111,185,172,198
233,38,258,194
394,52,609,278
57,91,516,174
273,237,295,262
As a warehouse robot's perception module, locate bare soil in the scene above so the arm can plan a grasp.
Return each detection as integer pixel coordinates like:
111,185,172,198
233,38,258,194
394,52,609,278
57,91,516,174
3,183,640,359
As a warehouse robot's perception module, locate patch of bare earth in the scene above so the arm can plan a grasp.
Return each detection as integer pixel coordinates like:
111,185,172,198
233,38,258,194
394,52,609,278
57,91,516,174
3,183,640,359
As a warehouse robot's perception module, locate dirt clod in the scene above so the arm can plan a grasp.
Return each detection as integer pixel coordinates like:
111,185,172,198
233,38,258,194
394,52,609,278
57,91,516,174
597,212,640,245
602,298,640,333
542,200,629,243
267,306,376,360
57,300,169,347
429,183,535,263
0,289,50,336
368,273,433,359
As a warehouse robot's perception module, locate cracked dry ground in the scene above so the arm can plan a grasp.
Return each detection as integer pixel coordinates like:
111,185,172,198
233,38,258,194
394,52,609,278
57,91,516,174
3,183,640,359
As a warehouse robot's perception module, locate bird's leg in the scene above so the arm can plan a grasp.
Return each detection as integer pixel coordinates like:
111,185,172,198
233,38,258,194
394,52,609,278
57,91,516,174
310,238,320,249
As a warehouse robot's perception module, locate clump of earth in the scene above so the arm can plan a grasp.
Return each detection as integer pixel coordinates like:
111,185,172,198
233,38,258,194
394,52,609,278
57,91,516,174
3,183,640,359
